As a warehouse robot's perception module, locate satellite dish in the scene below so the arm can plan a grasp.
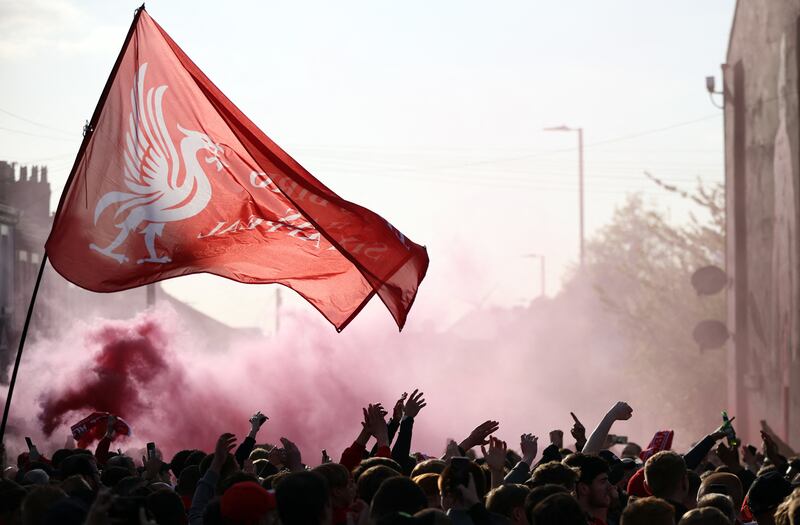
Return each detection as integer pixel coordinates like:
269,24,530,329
693,320,730,350
691,266,728,295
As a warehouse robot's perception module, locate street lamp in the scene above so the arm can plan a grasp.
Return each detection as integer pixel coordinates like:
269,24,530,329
524,253,546,298
544,125,584,267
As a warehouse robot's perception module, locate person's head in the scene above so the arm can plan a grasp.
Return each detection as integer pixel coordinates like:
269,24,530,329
147,488,187,525
574,454,612,511
773,489,800,525
414,508,453,525
220,481,276,525
21,468,49,486
746,472,793,523
411,459,447,478
59,454,100,490
276,471,331,525
21,485,67,525
413,473,441,509
645,452,688,501
698,473,743,514
200,452,239,493
438,460,487,511
686,470,702,510
622,443,643,459
370,477,428,521
101,466,132,489
169,449,195,478
51,449,75,472
628,467,652,498
107,454,137,475
677,506,730,525
486,484,530,525
221,472,261,495
531,493,586,525
530,461,578,491
0,478,26,525
177,465,201,497
620,496,675,525
697,493,736,525
524,484,568,524
353,457,402,482
313,462,355,509
357,466,400,505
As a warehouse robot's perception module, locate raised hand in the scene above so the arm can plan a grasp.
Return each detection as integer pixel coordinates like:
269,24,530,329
249,411,268,432
393,393,408,421
362,404,389,447
211,433,237,473
520,433,538,465
481,436,507,473
609,402,633,421
267,445,286,468
760,429,783,467
549,430,564,449
280,437,303,472
459,420,500,451
403,389,427,418
710,416,735,441
715,442,742,471
321,449,332,464
444,439,460,460
570,412,586,449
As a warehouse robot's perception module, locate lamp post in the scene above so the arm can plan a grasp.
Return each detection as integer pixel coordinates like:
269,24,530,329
544,125,584,267
524,253,546,297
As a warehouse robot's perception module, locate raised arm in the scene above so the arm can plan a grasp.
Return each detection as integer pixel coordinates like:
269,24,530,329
459,420,500,453
504,433,538,484
582,402,633,455
392,389,426,475
235,411,267,467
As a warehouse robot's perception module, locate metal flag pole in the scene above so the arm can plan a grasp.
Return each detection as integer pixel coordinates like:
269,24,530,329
0,254,48,441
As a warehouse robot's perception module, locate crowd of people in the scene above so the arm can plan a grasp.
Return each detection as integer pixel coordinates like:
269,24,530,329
1,392,799,525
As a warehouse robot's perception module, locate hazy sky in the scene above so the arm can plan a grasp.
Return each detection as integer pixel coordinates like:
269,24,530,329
0,0,735,329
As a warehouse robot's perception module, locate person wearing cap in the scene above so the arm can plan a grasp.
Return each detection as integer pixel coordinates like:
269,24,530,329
220,481,277,525
571,454,613,525
744,471,792,525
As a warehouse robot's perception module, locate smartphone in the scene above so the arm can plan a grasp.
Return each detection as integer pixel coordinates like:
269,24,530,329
609,434,628,445
450,456,471,489
24,437,34,450
146,442,156,461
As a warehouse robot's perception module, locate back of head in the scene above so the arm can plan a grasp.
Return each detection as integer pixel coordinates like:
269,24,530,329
358,465,400,505
313,462,350,490
746,471,793,519
525,483,568,523
531,493,586,525
530,461,578,491
698,472,743,511
21,485,67,525
354,457,403,482
411,459,447,478
485,484,529,519
147,488,186,525
169,449,194,478
101,466,132,489
276,471,330,525
697,493,736,524
438,461,487,502
370,476,427,521
677,506,730,525
221,481,275,525
645,451,687,499
177,465,201,497
620,496,675,525
413,473,441,508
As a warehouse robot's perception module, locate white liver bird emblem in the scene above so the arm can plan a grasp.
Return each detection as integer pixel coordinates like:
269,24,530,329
89,63,226,264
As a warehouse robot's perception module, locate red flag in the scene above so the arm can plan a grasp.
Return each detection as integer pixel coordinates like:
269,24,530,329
45,8,428,331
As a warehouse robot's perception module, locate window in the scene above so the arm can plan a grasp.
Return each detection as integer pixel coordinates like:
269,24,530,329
18,250,28,262
31,253,40,264
0,224,8,236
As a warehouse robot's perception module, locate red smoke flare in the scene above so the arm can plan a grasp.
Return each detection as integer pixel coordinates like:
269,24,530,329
38,317,174,439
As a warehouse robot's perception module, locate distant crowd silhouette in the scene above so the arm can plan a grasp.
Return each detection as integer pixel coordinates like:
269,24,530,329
2,393,799,525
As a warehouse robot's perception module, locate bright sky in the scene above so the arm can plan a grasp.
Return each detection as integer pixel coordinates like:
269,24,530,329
0,0,735,329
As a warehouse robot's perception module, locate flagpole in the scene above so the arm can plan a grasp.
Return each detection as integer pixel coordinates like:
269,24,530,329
0,254,48,442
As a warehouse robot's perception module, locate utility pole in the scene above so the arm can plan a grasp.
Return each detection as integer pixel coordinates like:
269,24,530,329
146,284,156,307
544,125,585,267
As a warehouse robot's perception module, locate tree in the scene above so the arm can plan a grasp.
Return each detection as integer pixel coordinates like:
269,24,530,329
576,175,727,440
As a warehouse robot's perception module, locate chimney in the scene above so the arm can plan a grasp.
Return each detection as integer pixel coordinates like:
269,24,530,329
41,166,48,183
32,165,39,183
19,165,28,182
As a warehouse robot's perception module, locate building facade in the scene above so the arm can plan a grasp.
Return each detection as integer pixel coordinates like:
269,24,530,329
725,0,800,449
